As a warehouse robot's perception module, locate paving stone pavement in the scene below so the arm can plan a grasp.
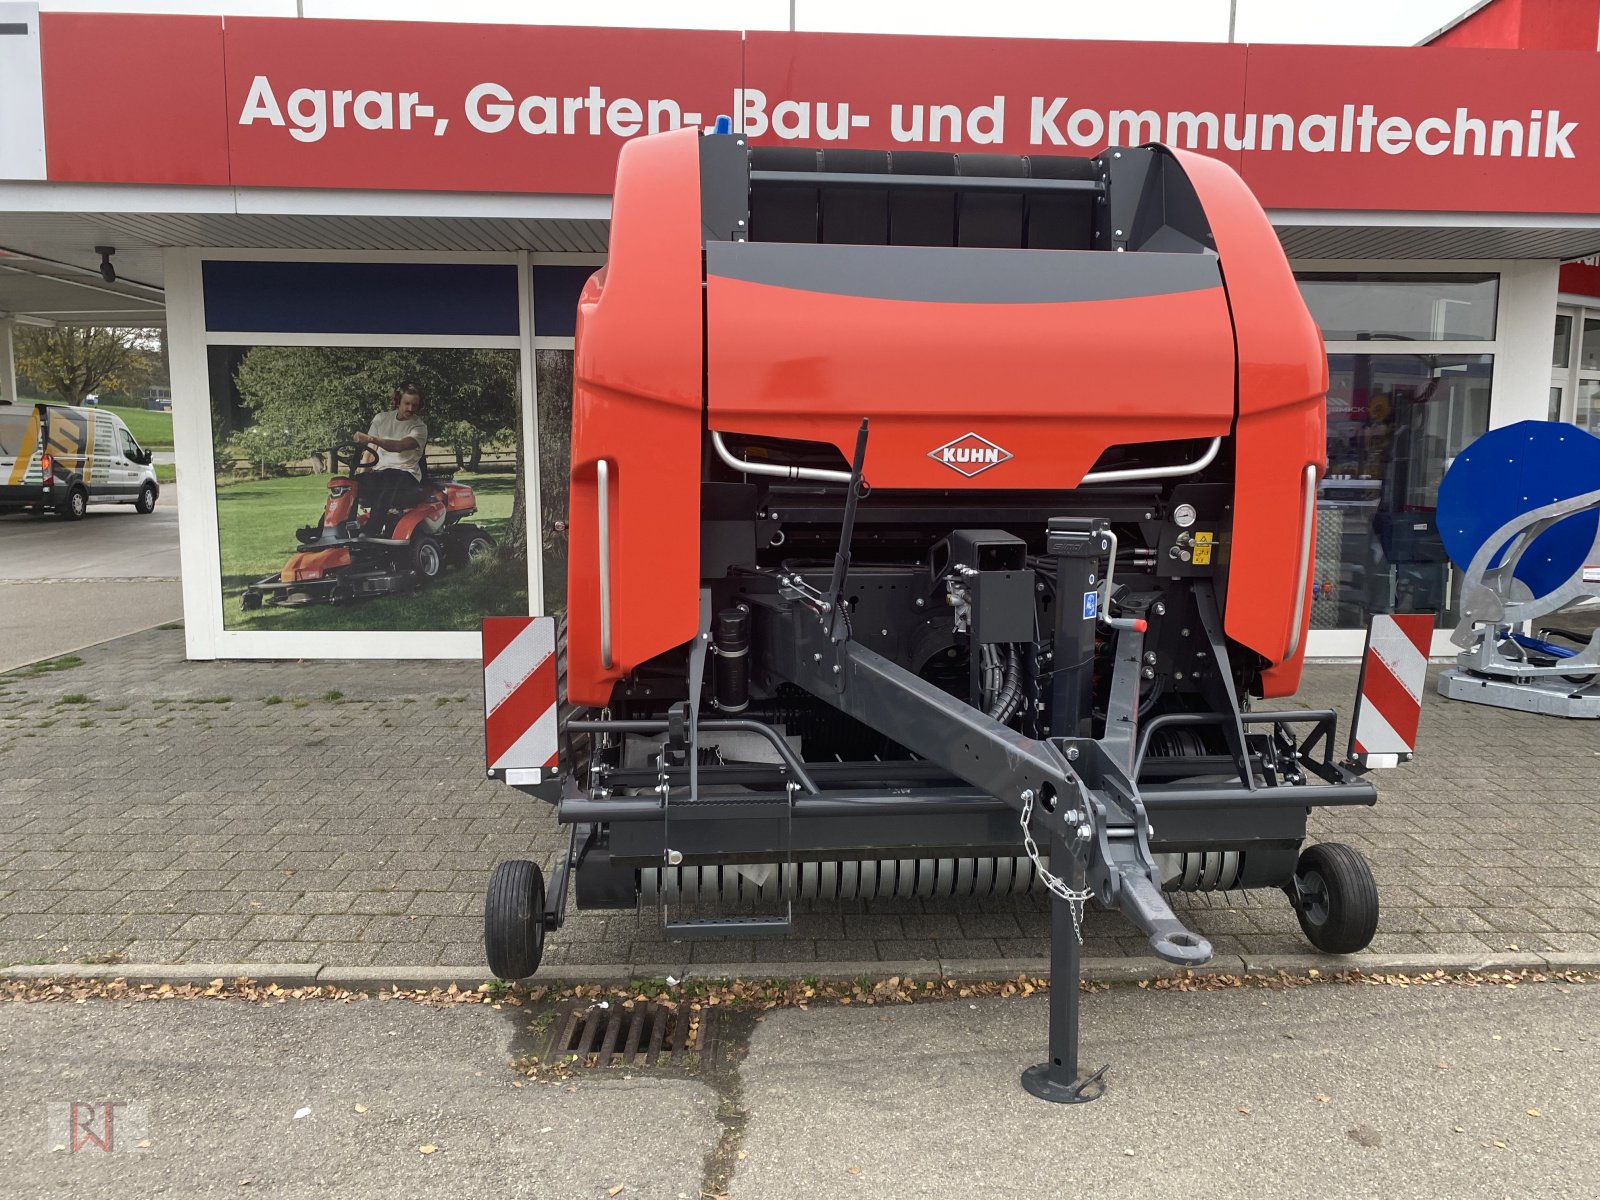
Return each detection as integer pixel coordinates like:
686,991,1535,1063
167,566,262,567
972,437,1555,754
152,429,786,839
1,627,1598,973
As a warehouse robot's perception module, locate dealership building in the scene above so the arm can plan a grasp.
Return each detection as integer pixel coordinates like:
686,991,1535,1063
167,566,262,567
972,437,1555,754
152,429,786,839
1,0,1599,660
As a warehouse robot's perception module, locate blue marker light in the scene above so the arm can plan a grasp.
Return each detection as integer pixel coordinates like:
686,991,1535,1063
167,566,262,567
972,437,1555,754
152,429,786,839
713,115,733,135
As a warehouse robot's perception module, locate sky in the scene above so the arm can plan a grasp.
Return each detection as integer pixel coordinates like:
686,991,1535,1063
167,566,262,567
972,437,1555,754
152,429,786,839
36,0,1483,46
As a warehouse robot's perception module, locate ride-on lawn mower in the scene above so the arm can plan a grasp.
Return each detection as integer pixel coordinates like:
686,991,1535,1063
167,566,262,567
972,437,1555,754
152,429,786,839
242,440,492,609
482,128,1429,1102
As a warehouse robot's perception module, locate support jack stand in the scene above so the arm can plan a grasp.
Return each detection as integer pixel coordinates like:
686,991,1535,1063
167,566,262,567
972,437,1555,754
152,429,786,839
1021,1063,1109,1105
1020,833,1109,1105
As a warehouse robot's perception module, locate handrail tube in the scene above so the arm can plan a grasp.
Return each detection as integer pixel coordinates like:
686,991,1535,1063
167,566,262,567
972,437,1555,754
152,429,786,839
596,459,614,669
1142,782,1376,810
1134,709,1339,775
559,789,1009,823
1285,463,1317,661
1080,436,1221,485
750,170,1105,195
570,716,821,794
711,430,854,484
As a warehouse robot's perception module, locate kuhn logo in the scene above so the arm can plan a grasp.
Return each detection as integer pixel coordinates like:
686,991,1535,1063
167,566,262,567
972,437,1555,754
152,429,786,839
929,432,1013,477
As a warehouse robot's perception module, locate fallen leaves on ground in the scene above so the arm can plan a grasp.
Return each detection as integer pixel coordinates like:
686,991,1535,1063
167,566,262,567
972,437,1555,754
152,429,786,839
418,1144,438,1155
0,968,1593,1013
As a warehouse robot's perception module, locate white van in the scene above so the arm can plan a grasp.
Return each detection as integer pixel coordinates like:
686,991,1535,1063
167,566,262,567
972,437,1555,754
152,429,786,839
0,403,160,520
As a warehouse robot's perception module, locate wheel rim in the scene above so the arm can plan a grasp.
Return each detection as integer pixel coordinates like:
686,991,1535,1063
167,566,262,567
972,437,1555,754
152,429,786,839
73,494,85,516
418,544,440,575
1298,868,1331,926
467,538,491,561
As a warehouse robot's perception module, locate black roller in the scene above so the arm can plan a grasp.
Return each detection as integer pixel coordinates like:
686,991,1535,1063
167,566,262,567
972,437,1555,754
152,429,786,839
956,153,1027,248
1023,154,1098,249
748,146,821,243
820,148,891,245
888,150,958,246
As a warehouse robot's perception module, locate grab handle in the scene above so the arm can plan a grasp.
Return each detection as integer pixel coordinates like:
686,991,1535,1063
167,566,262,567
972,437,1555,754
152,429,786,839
1286,464,1317,661
597,458,613,670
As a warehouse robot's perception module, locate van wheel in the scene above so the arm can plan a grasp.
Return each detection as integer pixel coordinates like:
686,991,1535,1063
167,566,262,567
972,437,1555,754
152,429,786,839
59,486,88,521
135,484,157,514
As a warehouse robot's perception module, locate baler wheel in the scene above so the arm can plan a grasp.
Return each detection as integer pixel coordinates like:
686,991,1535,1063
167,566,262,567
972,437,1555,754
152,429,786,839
1291,843,1379,955
485,859,546,980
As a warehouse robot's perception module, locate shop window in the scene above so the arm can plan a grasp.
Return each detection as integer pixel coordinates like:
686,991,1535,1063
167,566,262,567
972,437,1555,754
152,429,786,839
207,343,529,633
202,261,519,337
1581,317,1600,372
1577,379,1600,432
536,348,574,614
1297,272,1497,342
1551,305,1600,426
1553,314,1573,368
532,267,594,339
1311,354,1491,632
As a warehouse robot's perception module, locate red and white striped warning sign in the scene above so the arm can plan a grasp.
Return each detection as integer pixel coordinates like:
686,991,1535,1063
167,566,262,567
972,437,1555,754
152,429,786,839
483,616,558,782
1350,613,1433,768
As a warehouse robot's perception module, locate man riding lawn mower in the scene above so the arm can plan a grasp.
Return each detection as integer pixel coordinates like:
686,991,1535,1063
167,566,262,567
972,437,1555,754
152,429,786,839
241,385,493,609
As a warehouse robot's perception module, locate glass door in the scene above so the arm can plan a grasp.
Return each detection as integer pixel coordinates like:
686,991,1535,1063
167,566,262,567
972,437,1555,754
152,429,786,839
1551,304,1600,430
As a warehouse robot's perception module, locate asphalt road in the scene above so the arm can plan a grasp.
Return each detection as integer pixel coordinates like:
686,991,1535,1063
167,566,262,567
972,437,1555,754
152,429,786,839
0,485,180,581
0,484,182,671
0,978,1593,1198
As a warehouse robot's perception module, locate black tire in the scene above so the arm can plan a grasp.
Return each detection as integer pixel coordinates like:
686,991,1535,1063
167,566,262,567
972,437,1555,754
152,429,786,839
1292,842,1380,954
59,486,88,521
411,534,444,580
447,523,494,567
240,591,263,612
135,483,157,514
485,860,545,980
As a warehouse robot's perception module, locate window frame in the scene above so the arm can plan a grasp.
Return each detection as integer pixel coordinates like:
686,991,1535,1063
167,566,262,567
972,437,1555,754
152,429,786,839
1290,258,1524,659
1551,300,1600,429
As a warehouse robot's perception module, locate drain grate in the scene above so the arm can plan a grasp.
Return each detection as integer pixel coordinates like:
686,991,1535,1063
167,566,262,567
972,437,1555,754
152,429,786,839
548,1000,718,1068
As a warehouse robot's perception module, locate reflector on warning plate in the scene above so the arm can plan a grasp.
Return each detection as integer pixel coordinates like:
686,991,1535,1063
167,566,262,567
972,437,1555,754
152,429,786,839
1349,613,1433,768
483,616,558,784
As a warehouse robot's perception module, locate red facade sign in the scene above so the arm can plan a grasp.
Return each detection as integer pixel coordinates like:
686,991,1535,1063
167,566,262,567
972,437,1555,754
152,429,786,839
26,14,1600,214
222,20,740,193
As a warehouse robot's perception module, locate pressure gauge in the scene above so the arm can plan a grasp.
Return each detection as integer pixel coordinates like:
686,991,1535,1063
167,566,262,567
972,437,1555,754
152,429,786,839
1173,503,1198,529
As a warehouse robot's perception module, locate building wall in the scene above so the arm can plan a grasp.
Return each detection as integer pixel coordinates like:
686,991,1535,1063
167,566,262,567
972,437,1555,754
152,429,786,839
1429,0,1600,50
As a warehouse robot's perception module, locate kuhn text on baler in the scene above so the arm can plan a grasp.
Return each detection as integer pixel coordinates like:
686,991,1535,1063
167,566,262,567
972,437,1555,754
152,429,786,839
483,129,1418,1101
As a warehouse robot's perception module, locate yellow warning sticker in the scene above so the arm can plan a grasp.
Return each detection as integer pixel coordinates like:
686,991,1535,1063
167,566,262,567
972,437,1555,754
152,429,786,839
1194,531,1214,544
1193,543,1213,565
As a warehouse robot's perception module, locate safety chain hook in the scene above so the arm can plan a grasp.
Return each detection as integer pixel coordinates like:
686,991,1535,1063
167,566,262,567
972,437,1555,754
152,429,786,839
1019,789,1094,942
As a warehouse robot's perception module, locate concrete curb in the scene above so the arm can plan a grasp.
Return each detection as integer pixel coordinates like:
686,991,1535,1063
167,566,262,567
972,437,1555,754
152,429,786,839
4,951,1597,990
0,963,323,987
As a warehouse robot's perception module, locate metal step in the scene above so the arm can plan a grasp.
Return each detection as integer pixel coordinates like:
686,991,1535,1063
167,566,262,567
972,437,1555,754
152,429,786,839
663,914,794,938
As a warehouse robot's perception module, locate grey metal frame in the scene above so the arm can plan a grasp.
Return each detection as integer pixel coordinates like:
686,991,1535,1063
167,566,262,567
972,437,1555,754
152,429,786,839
1450,482,1600,677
